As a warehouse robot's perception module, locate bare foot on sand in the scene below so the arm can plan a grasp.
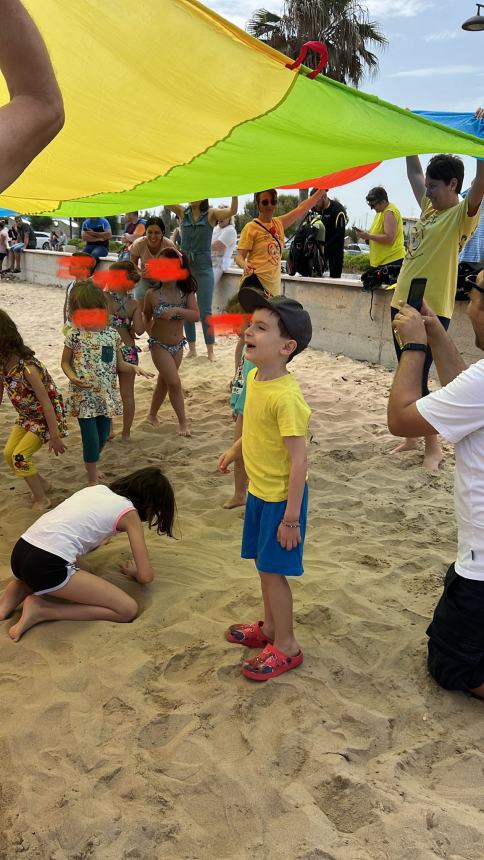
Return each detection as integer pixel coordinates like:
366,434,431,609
120,432,131,442
178,423,191,437
9,595,46,641
423,450,443,471
222,494,247,509
389,439,419,455
186,348,197,359
146,414,160,426
32,497,51,511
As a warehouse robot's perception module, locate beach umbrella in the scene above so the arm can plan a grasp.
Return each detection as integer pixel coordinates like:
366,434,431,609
1,0,484,216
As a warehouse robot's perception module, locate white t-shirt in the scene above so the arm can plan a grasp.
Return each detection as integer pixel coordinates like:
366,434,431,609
416,360,484,580
211,224,237,270
22,485,135,563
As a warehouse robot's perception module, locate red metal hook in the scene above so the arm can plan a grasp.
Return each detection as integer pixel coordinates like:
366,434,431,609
285,41,328,79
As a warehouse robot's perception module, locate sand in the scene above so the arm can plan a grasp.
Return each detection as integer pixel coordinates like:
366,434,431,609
1,280,484,860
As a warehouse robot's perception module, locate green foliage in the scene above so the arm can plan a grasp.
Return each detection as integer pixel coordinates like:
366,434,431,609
343,252,370,272
247,0,388,88
29,215,53,231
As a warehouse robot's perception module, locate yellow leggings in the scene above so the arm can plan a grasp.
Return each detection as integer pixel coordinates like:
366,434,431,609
4,426,43,478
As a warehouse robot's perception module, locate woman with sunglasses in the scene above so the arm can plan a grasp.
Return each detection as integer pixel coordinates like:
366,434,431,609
235,188,325,297
167,197,238,360
356,186,405,272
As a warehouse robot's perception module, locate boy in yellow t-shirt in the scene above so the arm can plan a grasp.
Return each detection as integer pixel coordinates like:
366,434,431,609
218,287,312,681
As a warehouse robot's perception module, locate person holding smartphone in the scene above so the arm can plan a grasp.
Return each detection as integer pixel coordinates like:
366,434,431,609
389,121,484,469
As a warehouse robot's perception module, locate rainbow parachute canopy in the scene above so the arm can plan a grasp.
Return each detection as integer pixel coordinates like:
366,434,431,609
1,0,484,216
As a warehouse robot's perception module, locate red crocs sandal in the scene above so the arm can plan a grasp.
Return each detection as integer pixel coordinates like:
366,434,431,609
241,643,303,681
225,620,272,648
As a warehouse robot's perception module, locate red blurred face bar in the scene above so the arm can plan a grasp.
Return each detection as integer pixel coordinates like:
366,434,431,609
57,255,94,280
71,308,109,329
206,313,250,336
92,269,135,291
144,258,188,280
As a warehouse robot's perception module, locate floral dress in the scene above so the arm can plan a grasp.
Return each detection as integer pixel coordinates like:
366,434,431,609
65,328,122,418
1,356,68,441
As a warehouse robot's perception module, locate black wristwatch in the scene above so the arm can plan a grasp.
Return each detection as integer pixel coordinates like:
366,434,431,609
401,342,427,353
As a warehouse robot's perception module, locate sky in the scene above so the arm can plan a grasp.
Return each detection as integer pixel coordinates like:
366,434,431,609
204,0,484,227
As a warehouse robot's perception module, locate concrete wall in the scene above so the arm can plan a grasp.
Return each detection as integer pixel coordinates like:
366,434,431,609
17,249,482,369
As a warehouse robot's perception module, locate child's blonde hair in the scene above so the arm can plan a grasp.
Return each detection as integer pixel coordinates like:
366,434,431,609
68,280,107,316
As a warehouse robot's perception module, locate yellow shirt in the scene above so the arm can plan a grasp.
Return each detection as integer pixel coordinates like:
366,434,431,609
238,217,285,296
369,202,405,267
242,369,311,502
392,196,481,319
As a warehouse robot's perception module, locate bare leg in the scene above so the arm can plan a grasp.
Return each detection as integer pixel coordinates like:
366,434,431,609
259,571,300,656
85,461,100,486
258,570,275,642
423,434,443,471
0,580,32,619
24,474,50,509
223,414,247,508
148,345,189,436
207,344,215,361
8,569,138,642
147,374,168,425
118,371,135,440
187,343,197,358
390,437,419,455
13,251,21,272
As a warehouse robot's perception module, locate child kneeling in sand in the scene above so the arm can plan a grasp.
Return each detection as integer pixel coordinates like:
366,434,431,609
218,288,312,680
0,466,175,642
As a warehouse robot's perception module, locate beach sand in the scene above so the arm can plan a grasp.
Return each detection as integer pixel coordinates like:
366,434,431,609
1,281,483,860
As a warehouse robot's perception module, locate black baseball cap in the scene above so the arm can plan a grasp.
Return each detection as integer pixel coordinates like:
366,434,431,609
238,287,312,360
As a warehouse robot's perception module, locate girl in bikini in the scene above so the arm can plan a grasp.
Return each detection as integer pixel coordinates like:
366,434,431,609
143,249,199,436
0,310,67,510
103,261,145,441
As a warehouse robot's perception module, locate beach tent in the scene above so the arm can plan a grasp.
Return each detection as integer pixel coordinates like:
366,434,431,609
1,0,484,216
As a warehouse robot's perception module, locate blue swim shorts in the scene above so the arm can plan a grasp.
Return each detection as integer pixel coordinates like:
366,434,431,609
241,484,308,576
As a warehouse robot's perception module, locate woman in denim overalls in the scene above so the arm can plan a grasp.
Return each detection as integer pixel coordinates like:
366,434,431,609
168,198,237,360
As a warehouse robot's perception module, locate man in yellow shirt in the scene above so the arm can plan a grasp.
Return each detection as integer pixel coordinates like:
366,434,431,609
390,137,484,470
218,288,312,681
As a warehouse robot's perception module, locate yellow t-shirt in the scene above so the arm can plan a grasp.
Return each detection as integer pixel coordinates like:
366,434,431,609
238,217,285,296
369,202,405,267
242,369,311,502
392,196,481,319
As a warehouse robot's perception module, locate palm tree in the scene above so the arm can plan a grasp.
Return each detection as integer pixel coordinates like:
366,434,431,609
247,0,387,87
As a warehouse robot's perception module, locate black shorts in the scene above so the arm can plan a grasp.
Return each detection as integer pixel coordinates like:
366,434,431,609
427,563,484,691
11,538,76,596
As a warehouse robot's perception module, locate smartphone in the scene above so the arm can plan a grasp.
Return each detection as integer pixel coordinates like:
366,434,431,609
407,277,427,311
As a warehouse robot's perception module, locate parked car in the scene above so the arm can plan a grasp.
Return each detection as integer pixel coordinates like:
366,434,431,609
34,231,51,250
346,243,368,255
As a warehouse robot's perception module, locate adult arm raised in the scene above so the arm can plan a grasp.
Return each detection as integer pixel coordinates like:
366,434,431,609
467,109,484,217
0,0,64,192
406,156,426,207
209,197,238,225
279,189,325,230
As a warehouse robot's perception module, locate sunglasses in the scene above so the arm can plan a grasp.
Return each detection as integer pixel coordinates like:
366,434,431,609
366,199,377,206
260,198,277,206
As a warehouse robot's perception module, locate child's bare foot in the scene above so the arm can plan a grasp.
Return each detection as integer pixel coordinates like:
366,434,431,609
178,423,191,437
222,494,247,509
9,595,46,642
121,432,131,442
146,414,160,426
108,430,115,441
389,439,419,455
423,450,443,471
207,347,215,362
32,497,51,511
186,347,197,359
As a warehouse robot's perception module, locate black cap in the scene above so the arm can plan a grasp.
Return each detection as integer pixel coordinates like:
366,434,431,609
238,287,312,360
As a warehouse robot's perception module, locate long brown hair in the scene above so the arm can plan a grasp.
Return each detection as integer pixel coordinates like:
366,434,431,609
109,466,176,536
0,309,35,368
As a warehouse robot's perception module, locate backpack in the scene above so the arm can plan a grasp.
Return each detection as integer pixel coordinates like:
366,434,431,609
361,261,402,292
287,217,324,277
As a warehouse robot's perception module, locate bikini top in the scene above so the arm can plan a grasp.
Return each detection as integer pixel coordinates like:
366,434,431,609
152,287,187,319
109,295,130,329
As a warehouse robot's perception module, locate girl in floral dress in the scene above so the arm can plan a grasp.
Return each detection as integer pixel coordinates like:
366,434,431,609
0,310,67,510
61,282,153,486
